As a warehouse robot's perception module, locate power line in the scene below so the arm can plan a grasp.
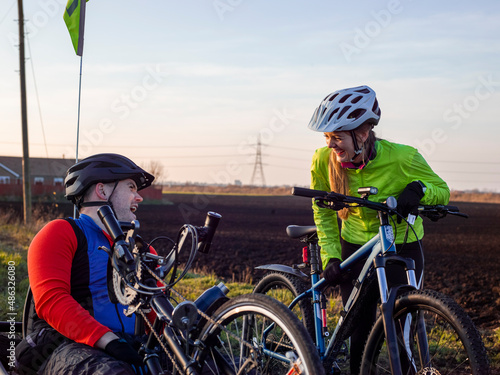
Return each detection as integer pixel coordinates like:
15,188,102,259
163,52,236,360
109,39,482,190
265,145,313,153
4,140,500,167
26,30,48,159
0,1,16,26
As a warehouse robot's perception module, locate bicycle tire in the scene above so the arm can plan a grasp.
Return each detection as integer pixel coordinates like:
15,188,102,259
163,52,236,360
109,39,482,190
253,271,316,339
197,293,325,375
360,289,490,375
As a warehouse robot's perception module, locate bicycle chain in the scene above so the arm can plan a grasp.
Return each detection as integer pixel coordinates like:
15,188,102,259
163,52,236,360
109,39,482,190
136,261,269,369
137,308,184,374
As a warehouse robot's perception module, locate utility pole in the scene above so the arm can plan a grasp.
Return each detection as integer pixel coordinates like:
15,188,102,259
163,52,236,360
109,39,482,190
250,135,266,186
18,0,31,224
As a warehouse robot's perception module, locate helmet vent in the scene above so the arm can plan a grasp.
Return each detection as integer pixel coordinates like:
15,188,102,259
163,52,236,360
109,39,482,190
351,95,362,104
72,161,91,172
328,108,340,122
355,88,370,94
65,176,77,187
328,93,339,102
339,94,351,103
348,108,366,120
338,106,350,119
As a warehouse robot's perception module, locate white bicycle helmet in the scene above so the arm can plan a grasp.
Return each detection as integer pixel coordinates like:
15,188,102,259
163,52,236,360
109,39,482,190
307,85,381,132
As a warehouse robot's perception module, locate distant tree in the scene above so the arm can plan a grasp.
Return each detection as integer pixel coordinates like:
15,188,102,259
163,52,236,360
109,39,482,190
142,160,166,185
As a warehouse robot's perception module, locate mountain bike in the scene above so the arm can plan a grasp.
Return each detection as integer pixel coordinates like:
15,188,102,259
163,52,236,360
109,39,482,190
253,186,490,375
95,205,324,375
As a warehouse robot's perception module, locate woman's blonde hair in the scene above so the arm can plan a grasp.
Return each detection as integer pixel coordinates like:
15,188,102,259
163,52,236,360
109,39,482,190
328,123,377,220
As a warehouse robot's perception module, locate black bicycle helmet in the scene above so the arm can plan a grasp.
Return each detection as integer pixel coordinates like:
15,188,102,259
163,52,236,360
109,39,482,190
64,153,154,205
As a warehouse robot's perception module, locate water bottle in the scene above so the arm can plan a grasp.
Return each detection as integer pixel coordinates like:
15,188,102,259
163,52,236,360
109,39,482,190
194,282,229,314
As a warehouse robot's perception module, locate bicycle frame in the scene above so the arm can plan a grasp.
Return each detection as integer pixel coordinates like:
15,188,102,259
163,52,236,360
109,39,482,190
100,206,318,375
286,209,425,374
255,187,473,374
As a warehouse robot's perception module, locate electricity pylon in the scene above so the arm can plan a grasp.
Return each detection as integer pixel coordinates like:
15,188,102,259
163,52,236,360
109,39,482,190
250,135,266,186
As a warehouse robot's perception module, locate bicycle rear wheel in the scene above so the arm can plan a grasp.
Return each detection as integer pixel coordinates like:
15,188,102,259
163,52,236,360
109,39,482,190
253,271,315,339
197,293,324,375
361,289,490,375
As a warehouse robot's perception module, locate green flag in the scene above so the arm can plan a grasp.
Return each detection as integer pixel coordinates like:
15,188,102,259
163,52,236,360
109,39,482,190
63,0,87,56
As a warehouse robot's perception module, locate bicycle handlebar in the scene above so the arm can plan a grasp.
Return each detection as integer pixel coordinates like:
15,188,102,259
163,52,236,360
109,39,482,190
292,186,467,220
292,186,393,213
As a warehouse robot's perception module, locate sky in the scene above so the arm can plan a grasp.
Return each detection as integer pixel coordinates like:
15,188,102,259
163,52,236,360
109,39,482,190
1,0,500,191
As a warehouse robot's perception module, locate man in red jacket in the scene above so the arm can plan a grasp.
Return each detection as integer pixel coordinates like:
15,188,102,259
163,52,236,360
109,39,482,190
16,154,154,375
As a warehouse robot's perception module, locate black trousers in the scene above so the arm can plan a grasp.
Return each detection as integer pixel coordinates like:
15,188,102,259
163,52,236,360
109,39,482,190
339,239,424,375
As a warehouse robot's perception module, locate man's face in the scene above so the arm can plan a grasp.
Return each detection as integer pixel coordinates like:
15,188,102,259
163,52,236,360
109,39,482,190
107,179,143,221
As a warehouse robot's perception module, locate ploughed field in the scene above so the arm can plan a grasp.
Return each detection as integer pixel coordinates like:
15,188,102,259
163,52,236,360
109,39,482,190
142,194,500,332
129,193,499,332
5,193,499,331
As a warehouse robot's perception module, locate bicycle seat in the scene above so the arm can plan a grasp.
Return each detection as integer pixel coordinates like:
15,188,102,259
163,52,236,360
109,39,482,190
286,225,317,239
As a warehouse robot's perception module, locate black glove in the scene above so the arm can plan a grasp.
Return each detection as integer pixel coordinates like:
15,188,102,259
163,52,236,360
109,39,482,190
397,181,425,223
323,258,342,286
105,338,147,374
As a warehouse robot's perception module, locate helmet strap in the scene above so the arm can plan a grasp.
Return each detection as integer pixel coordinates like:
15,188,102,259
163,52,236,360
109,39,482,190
350,130,364,162
80,201,111,207
80,181,119,211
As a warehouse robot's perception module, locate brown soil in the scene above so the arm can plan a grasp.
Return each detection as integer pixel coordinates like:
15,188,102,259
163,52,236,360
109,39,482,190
131,194,500,333
2,194,499,331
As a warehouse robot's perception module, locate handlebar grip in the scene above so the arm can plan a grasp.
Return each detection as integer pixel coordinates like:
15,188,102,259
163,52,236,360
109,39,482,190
291,186,329,198
98,205,125,242
198,211,222,254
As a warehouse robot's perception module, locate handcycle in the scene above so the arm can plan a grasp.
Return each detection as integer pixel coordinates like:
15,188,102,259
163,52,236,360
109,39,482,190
94,205,324,375
2,207,323,375
253,186,490,374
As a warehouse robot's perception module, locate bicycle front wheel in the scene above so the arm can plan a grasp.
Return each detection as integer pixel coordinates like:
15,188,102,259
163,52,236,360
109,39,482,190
197,293,324,375
253,271,315,339
361,289,490,375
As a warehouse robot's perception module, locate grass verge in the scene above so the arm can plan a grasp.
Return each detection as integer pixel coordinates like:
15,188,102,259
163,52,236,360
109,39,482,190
1,209,498,373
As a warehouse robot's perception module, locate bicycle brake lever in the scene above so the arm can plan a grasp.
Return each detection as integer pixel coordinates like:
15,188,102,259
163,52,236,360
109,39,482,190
315,198,347,211
99,245,112,256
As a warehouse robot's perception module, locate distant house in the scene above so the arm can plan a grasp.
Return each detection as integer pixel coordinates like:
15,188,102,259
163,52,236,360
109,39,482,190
0,156,162,201
0,156,75,186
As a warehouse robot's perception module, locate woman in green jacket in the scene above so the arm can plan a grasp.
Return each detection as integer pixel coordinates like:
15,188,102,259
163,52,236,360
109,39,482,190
308,85,450,374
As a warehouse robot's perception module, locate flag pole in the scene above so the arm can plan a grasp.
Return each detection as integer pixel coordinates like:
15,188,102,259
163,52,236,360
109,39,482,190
64,0,86,217
73,55,83,218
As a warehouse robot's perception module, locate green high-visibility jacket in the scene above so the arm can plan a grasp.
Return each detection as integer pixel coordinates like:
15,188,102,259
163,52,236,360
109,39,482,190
310,139,450,269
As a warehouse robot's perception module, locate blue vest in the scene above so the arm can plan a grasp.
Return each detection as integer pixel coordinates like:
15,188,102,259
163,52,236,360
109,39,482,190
70,214,135,334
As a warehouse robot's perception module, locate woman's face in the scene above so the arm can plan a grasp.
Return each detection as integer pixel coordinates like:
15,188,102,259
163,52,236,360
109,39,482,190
324,131,358,163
